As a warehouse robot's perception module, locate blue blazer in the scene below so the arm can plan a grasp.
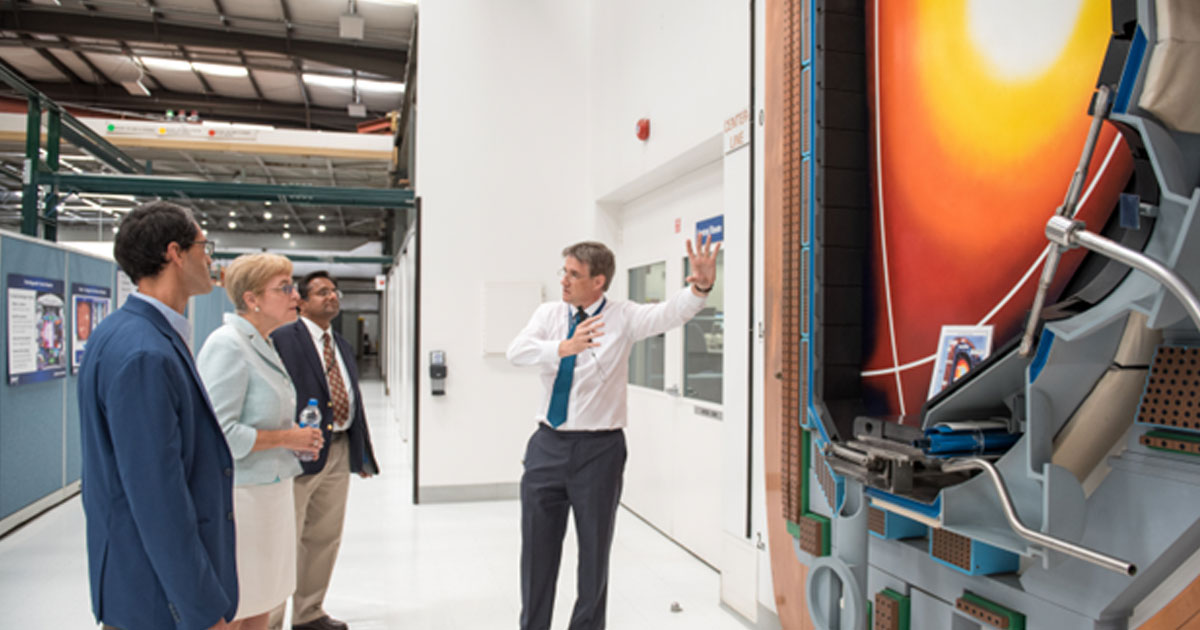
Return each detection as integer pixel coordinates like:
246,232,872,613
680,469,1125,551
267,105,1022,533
78,297,238,630
271,319,379,475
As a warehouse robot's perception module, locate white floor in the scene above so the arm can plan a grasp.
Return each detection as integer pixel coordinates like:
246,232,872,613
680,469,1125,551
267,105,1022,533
0,381,750,630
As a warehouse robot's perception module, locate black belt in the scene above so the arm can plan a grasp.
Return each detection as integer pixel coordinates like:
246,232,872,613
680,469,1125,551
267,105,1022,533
538,423,622,438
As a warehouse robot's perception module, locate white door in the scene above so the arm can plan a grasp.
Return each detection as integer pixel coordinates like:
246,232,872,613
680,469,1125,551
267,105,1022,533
615,158,729,566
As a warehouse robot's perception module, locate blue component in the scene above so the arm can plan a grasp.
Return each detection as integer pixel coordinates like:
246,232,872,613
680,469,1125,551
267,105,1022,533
1119,193,1141,230
919,426,1021,457
1029,329,1056,384
929,533,1021,576
864,487,942,519
869,509,928,540
1113,26,1148,114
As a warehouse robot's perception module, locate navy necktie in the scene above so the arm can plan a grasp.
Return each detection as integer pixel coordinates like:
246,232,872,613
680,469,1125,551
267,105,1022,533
547,307,588,427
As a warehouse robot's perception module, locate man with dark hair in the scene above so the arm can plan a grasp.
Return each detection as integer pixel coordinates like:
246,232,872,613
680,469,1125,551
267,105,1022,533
269,271,379,630
78,201,236,630
507,235,719,630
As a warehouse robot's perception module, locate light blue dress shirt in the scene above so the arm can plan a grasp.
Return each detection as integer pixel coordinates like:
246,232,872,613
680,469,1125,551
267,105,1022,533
129,292,192,347
197,313,301,486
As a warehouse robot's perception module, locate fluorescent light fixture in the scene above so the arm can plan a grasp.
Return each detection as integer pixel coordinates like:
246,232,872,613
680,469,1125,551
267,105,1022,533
120,79,151,96
282,232,291,239
357,79,405,93
263,211,273,220
282,223,289,229
80,193,138,201
140,56,193,72
302,73,354,89
192,62,248,77
228,211,237,217
318,224,327,233
318,214,326,220
228,221,237,229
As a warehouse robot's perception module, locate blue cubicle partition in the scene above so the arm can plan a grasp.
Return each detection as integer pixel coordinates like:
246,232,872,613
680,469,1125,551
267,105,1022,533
191,284,235,351
0,233,116,532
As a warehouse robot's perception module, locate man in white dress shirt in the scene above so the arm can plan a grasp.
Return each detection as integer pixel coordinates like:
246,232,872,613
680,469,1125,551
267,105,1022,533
507,236,719,630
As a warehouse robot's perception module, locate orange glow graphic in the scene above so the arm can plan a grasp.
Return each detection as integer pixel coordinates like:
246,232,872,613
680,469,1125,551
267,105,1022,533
863,0,1133,418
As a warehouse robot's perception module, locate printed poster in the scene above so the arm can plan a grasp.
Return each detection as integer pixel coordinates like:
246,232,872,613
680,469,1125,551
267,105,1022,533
927,325,993,399
7,274,67,385
72,283,112,372
115,270,136,308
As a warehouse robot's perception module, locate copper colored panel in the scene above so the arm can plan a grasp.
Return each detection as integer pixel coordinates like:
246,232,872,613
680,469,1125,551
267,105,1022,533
956,597,1010,629
1139,432,1200,455
931,528,972,572
798,515,825,557
1138,346,1200,430
868,506,886,536
875,592,901,630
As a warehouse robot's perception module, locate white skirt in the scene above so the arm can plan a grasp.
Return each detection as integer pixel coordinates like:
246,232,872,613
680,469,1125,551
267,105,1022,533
232,479,297,619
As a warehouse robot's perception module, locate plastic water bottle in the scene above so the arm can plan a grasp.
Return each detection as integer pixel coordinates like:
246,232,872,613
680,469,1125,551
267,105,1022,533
296,398,321,462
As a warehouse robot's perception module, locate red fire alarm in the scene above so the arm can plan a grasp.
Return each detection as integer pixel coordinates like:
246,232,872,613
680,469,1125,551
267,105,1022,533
636,118,650,141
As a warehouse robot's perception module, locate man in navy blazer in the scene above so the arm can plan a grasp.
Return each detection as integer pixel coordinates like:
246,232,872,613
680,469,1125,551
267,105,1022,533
269,271,378,630
78,201,236,630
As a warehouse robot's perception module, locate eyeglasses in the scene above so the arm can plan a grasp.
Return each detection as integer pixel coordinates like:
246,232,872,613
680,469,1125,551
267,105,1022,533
557,268,588,281
312,288,343,299
191,239,215,257
266,283,296,295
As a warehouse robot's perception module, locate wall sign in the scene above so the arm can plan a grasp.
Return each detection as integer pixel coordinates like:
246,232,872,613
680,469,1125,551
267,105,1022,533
7,274,67,385
696,215,725,244
724,108,750,154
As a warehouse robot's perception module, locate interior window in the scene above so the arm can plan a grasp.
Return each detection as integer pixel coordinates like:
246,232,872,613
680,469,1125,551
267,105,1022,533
682,250,724,403
627,261,666,390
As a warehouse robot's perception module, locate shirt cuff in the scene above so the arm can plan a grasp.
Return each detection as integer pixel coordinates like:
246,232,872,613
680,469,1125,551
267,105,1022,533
538,339,561,365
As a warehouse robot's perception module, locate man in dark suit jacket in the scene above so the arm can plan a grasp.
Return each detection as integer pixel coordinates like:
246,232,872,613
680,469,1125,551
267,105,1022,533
78,201,236,630
269,271,379,630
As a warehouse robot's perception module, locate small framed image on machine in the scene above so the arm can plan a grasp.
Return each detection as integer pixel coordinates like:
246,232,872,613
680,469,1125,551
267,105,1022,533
928,325,993,399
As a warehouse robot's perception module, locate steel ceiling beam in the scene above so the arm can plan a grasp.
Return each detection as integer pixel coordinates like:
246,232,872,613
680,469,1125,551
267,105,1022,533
22,81,363,131
0,61,142,174
0,6,408,79
43,172,415,208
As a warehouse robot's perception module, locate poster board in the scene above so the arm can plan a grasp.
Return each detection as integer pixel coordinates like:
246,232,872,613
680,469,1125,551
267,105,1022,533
6,274,67,386
71,283,112,372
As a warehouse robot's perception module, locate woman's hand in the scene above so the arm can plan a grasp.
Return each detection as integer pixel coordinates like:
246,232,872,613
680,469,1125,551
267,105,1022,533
287,426,324,457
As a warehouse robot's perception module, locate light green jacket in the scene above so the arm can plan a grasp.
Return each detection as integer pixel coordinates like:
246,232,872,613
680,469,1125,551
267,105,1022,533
197,313,301,486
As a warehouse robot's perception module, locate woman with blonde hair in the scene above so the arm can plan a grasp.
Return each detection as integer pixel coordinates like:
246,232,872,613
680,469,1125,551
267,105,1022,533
198,253,324,630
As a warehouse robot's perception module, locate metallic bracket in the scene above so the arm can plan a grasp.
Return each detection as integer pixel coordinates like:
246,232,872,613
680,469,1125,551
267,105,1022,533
1047,215,1200,333
942,457,1136,576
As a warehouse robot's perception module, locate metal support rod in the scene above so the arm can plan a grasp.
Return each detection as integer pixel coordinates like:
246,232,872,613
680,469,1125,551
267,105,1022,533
21,96,41,237
43,109,61,242
1048,215,1200,333
1019,86,1113,357
1061,86,1112,221
942,457,1136,576
46,109,60,172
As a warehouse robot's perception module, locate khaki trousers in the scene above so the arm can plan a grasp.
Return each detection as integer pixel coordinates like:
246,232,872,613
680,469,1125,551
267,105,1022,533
268,432,351,629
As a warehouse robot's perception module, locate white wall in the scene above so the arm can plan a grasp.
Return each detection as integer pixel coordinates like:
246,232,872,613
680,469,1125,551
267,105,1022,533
415,0,592,493
416,0,769,620
590,0,749,201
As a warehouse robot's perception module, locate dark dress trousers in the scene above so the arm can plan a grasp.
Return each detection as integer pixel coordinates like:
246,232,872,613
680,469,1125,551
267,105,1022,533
78,297,238,630
270,318,378,475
